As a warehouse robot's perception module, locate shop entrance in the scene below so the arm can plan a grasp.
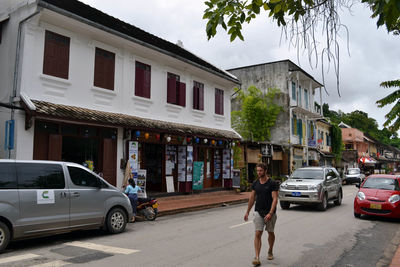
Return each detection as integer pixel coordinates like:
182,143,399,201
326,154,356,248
143,143,163,192
62,136,99,169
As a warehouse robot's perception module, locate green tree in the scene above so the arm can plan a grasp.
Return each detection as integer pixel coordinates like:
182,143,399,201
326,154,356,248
232,86,283,141
376,79,400,131
331,124,343,162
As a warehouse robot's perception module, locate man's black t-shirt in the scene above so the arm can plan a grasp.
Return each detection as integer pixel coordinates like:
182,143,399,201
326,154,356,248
252,178,279,217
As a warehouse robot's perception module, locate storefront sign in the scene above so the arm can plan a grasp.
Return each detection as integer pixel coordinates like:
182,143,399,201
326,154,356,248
137,169,147,198
193,161,204,190
214,149,221,179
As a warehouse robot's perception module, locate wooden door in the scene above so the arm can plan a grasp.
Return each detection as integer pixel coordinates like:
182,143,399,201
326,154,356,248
102,138,117,186
48,134,62,160
33,132,49,160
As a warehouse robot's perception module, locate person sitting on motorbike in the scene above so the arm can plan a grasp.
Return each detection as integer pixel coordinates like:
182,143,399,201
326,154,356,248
125,178,142,222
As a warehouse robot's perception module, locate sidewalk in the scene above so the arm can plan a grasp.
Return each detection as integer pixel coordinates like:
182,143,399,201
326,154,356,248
156,190,250,216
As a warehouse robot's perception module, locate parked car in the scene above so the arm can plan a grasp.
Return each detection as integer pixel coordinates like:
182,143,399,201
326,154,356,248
279,167,343,211
354,174,400,219
0,160,133,253
344,168,365,185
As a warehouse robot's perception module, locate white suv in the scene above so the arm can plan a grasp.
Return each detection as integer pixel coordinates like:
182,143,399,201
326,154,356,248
279,167,343,211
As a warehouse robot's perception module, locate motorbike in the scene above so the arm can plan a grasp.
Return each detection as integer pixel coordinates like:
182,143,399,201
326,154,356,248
137,197,158,221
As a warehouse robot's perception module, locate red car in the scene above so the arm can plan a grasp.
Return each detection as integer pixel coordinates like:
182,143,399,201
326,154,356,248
354,174,400,218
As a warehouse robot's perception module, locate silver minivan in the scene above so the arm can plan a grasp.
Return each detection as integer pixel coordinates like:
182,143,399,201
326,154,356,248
0,160,133,252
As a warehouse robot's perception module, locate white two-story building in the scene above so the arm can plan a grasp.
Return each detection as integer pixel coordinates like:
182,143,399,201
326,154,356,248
0,0,240,193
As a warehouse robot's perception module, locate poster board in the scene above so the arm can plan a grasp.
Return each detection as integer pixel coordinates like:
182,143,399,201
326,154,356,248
232,169,240,188
186,146,193,182
178,146,187,182
166,175,175,193
222,149,231,179
214,149,221,179
137,169,147,198
128,141,139,180
192,161,204,190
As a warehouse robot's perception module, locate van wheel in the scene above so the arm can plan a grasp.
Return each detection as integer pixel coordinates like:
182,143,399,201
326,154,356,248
280,201,290,210
318,193,328,211
334,190,342,206
0,221,10,253
106,208,127,234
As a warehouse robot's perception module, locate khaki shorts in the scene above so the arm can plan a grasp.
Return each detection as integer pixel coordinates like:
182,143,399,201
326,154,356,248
253,211,277,232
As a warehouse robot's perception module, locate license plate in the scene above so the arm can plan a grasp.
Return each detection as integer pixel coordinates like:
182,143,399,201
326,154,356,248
370,203,382,209
292,192,301,197
152,203,159,209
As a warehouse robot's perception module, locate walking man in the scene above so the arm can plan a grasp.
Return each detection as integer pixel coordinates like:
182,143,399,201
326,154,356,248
244,163,279,266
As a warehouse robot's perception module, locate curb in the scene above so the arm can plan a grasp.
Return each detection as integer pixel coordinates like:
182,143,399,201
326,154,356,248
158,198,249,217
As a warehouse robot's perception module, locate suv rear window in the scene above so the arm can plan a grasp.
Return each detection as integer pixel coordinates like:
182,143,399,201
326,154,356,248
291,169,324,180
16,163,65,189
0,162,17,189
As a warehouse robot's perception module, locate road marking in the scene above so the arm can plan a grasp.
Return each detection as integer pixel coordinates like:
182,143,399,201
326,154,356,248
229,221,252,229
0,253,40,264
65,241,140,255
29,260,69,267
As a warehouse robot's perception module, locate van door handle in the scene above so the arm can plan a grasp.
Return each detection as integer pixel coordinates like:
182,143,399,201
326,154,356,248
72,192,80,198
60,192,67,198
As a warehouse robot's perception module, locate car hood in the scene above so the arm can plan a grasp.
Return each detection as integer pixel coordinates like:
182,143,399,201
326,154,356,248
360,188,398,201
283,179,323,186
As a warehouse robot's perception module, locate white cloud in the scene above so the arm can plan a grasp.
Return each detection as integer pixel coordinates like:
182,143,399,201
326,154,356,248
80,0,399,129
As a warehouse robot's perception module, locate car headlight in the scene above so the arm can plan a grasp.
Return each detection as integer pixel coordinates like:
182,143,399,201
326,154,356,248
280,183,288,189
357,192,365,200
308,184,321,191
389,194,400,203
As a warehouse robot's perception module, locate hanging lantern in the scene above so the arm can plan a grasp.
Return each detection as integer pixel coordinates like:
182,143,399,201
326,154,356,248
203,138,208,144
231,141,236,147
135,130,140,138
218,140,223,145
177,136,182,142
144,133,150,139
195,137,200,144
156,134,160,140
211,140,216,145
166,136,171,142
237,141,240,146
187,137,192,142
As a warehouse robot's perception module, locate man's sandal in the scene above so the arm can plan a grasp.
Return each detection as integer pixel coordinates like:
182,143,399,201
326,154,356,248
252,258,261,266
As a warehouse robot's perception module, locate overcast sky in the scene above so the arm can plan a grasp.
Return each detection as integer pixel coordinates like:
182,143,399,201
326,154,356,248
81,0,400,130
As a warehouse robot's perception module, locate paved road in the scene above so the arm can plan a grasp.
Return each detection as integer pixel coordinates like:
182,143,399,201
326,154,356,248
1,185,399,266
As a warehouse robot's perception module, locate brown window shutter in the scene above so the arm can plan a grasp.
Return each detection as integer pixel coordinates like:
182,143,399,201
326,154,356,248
167,77,177,104
43,31,70,79
220,90,224,115
199,86,204,111
215,89,219,114
193,85,198,109
179,82,186,107
135,64,145,97
94,47,115,90
143,65,151,98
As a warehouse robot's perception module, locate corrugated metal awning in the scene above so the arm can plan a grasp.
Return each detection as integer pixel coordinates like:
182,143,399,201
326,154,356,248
23,100,241,140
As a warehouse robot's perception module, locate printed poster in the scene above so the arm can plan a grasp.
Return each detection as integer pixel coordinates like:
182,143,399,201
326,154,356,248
193,161,204,190
222,149,231,179
128,141,139,173
186,146,193,182
178,146,187,182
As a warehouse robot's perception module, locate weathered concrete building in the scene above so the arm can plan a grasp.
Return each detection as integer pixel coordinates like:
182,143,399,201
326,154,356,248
228,60,324,175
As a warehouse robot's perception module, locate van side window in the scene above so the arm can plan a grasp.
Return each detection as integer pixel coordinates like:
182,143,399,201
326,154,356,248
68,166,99,187
0,163,17,189
16,163,65,189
